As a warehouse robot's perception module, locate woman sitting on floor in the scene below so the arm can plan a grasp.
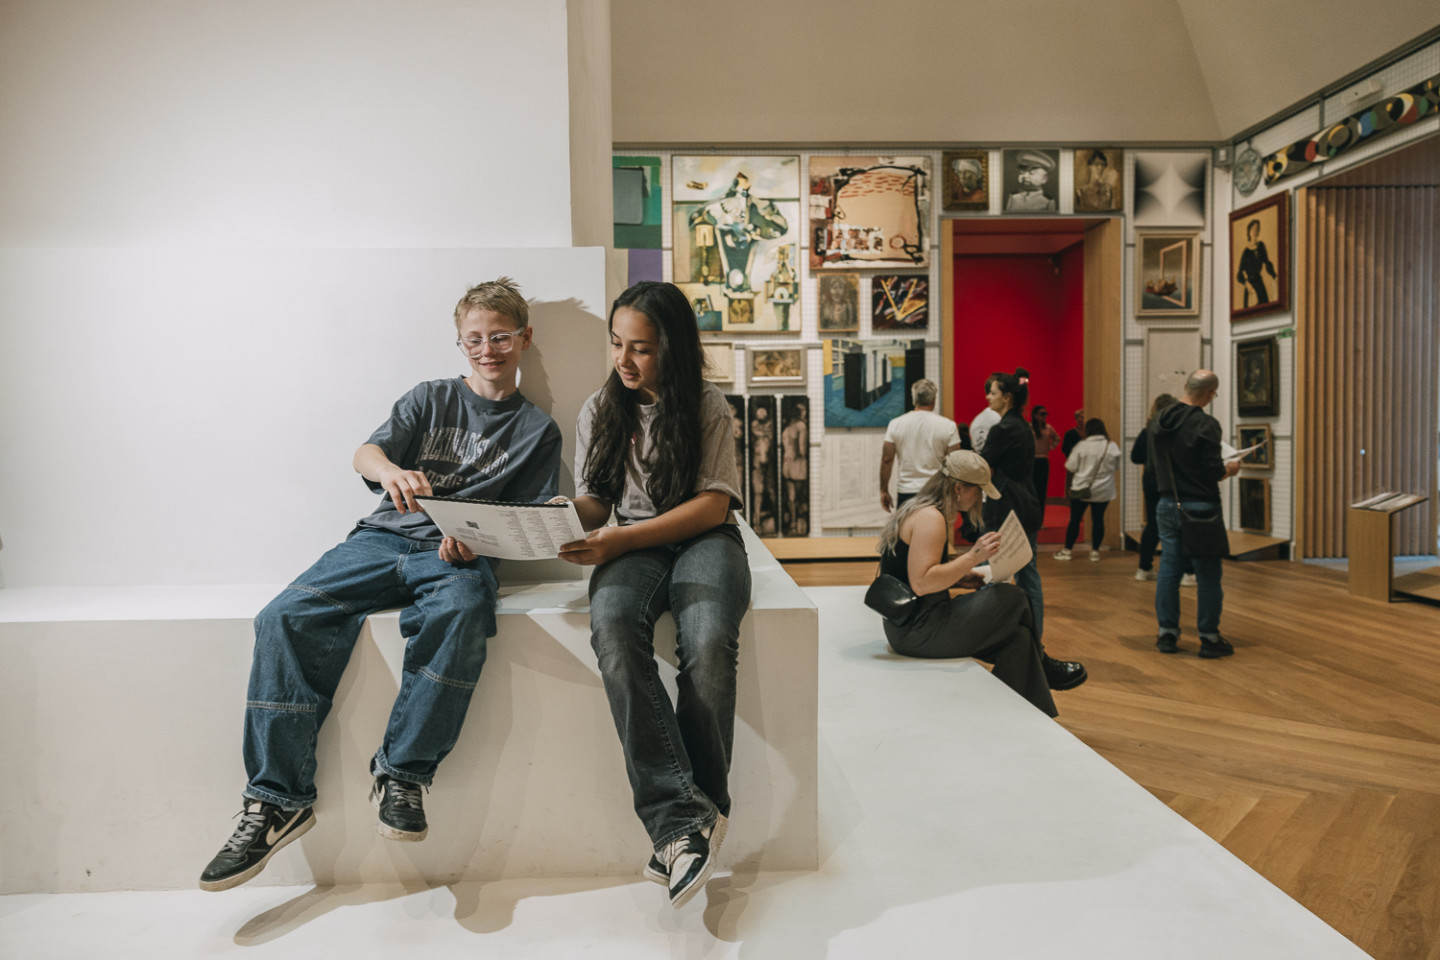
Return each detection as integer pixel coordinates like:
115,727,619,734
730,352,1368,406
875,450,1084,717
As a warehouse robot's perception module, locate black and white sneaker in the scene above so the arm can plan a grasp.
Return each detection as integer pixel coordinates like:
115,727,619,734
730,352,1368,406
370,774,428,841
642,852,668,885
199,799,314,891
656,814,728,907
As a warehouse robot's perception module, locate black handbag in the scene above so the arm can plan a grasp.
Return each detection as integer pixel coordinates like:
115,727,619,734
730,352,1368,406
864,572,920,626
1177,503,1229,558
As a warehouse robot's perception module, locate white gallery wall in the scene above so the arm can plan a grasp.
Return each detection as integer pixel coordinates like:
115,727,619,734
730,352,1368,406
0,0,610,588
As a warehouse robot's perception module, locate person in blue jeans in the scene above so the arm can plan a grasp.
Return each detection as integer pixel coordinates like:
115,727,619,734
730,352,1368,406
1147,369,1241,658
199,278,562,891
562,281,750,909
977,367,1087,691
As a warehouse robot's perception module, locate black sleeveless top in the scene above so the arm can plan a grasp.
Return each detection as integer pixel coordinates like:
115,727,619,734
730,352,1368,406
880,534,949,600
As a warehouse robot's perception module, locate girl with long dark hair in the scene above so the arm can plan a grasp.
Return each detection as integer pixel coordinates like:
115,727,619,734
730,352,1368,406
561,281,749,910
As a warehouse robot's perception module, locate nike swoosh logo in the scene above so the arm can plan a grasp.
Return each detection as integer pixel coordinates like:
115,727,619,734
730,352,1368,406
266,811,301,846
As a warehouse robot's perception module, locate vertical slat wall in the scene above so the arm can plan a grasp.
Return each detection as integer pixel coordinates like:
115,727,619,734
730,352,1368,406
1300,185,1439,557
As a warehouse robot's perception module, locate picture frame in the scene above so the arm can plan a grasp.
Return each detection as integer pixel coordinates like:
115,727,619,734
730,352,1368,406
1238,477,1271,532
1073,148,1123,212
1235,424,1272,468
941,150,990,211
1235,337,1279,417
808,155,931,270
1135,230,1201,317
817,275,860,333
1001,149,1060,214
872,275,929,332
748,347,806,387
1229,193,1289,320
702,341,735,383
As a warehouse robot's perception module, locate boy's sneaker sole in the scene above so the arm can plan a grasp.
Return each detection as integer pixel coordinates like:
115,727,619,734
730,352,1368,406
199,806,315,892
642,853,668,885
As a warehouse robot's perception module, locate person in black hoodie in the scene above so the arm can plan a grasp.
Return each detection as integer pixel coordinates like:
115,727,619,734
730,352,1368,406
1147,370,1241,657
979,368,1087,690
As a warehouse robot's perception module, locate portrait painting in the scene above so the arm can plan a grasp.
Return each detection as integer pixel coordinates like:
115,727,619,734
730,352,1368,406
1073,148,1123,212
942,150,990,211
1238,477,1271,532
702,341,735,383
725,394,748,506
673,155,801,333
749,347,806,387
779,395,811,537
1229,193,1289,320
1133,151,1207,226
809,155,930,270
817,275,860,333
822,337,925,428
1135,231,1201,317
1001,149,1060,213
872,275,929,331
612,155,663,249
1236,424,1272,469
747,395,779,536
1235,337,1279,418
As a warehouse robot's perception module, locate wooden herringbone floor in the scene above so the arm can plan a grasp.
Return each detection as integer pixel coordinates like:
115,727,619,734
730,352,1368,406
784,552,1440,960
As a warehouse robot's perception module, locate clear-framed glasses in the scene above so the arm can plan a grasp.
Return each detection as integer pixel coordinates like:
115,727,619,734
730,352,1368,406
456,333,519,356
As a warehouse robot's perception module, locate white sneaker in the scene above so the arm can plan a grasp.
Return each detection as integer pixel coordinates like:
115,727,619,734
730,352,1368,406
1135,568,1156,581
1089,549,1101,562
1181,573,1198,587
1053,549,1073,561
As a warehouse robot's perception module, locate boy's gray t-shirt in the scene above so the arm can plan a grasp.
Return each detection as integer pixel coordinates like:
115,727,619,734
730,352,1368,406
574,380,743,524
356,377,562,542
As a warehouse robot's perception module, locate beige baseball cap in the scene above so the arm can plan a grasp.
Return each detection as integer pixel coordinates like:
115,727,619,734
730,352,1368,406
940,450,1000,499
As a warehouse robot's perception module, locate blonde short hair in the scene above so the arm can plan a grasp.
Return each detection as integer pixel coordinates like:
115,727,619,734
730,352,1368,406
454,276,529,329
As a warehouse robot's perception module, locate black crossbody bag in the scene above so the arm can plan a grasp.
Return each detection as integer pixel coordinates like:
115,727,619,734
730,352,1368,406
864,563,921,626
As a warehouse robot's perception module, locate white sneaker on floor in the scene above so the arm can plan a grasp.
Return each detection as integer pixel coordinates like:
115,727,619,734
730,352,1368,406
1089,549,1101,562
1135,568,1156,581
1181,573,1198,587
1053,549,1073,561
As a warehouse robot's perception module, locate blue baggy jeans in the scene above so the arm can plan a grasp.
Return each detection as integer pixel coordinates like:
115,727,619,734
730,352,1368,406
242,528,499,810
1156,498,1224,640
587,524,751,849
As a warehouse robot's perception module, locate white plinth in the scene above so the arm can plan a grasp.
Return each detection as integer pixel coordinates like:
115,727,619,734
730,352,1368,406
0,524,818,893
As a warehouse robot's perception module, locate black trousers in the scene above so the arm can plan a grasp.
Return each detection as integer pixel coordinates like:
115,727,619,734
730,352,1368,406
1065,500,1108,550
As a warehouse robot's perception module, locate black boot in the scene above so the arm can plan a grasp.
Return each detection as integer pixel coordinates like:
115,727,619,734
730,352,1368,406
1042,654,1088,690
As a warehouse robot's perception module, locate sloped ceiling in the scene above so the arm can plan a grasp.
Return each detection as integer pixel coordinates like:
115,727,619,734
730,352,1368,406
611,0,1439,145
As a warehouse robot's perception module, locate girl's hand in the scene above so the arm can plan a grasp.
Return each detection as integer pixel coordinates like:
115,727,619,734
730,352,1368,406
968,531,1002,563
438,537,476,565
558,526,628,566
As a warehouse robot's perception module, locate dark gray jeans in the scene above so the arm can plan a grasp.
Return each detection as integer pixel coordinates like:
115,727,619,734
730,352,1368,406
588,524,751,849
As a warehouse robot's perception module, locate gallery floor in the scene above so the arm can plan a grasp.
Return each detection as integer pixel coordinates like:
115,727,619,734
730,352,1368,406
6,547,1421,958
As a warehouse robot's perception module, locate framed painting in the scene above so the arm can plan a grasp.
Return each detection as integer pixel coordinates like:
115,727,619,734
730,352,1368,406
1229,192,1289,320
612,155,662,249
725,394,748,507
779,395,811,537
702,341,735,383
942,150,990,211
822,337,925,428
1133,151,1207,226
1073,148,1123,212
1135,231,1201,317
809,155,930,269
1236,424,1272,469
749,347,806,387
1235,337,1279,417
673,155,801,333
872,275,929,332
817,275,860,333
747,395,779,536
1001,149,1060,213
1238,477,1271,532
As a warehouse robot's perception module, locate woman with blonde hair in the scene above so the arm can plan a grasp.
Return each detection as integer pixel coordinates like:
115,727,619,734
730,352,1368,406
874,451,1079,716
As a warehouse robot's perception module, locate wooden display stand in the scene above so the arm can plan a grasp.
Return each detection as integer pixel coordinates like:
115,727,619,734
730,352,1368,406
1346,495,1429,602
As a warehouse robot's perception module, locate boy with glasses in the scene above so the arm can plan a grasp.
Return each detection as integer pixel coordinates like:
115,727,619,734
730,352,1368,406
200,277,561,891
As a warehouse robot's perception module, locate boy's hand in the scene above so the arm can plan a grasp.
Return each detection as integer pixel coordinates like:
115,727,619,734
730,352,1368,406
438,537,476,565
379,466,433,514
558,527,627,566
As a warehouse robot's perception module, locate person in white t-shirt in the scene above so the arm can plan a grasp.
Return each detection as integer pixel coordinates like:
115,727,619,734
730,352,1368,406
880,379,962,512
967,373,1002,453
